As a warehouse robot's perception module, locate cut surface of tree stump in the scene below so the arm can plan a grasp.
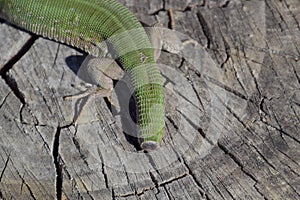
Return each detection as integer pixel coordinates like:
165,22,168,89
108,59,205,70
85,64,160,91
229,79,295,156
0,0,299,199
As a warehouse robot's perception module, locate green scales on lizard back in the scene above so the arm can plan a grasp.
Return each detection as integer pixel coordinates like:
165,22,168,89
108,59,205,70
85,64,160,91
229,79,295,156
0,0,165,151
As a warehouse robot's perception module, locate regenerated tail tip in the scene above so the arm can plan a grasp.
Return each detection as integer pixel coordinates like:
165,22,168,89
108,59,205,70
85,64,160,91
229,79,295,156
141,141,158,152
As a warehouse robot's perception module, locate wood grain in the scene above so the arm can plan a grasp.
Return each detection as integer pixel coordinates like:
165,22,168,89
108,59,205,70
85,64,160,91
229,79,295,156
0,0,299,199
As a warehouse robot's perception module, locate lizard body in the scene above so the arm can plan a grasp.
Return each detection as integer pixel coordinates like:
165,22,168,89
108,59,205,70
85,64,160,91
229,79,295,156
0,0,164,151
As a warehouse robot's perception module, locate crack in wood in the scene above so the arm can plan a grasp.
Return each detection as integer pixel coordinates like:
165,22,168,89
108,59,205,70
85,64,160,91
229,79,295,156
269,1,290,32
178,110,214,146
253,182,268,200
0,152,10,182
97,146,109,189
0,34,39,105
145,154,161,194
181,159,211,200
219,179,236,199
197,12,212,48
174,85,202,111
222,97,255,135
2,74,25,104
0,35,37,76
217,142,258,183
111,188,116,200
114,149,189,198
184,69,205,111
291,103,300,124
52,127,63,200
17,170,37,200
115,171,190,198
158,172,189,187
0,91,12,109
106,144,140,197
250,144,277,171
70,132,104,199
259,97,268,121
72,136,88,163
34,126,52,153
269,113,300,144
211,43,300,61
169,142,209,199
163,185,173,199
60,162,83,200
232,63,249,97
52,44,60,69
283,178,300,197
166,115,179,130
241,46,262,97
205,75,249,102
40,93,56,118
76,175,96,200
291,65,300,87
1,0,299,199
149,171,159,190
219,35,231,69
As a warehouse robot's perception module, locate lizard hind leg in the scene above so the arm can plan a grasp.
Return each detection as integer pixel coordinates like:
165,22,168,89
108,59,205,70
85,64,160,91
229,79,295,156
77,55,125,105
77,55,124,89
64,55,124,124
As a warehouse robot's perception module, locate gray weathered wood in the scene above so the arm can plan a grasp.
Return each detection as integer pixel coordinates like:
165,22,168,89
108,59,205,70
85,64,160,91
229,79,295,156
0,0,299,199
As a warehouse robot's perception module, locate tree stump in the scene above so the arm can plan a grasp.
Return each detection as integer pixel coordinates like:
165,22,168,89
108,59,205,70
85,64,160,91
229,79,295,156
0,0,299,199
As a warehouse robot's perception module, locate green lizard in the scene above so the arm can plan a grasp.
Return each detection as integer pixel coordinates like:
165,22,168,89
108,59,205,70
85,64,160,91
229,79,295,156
0,0,165,151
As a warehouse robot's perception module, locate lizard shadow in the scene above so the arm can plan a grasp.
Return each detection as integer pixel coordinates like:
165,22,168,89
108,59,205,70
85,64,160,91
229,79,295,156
65,55,141,150
111,77,141,150
65,54,87,74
